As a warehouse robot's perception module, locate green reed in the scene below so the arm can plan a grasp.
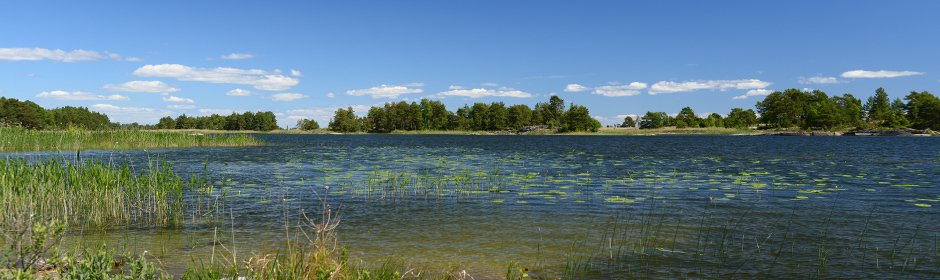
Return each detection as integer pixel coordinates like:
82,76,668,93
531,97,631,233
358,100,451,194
0,127,262,152
0,158,188,228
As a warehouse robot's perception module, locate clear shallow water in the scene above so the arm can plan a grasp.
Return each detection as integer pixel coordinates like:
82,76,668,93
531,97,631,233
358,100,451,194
13,135,940,278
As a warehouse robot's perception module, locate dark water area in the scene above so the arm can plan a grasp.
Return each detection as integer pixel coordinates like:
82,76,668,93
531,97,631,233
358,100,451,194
11,135,940,278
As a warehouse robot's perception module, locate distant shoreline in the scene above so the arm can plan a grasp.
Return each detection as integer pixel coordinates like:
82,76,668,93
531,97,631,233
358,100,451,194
202,127,937,136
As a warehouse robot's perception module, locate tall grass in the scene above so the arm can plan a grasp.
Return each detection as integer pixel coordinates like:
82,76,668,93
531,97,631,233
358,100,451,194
0,127,262,152
0,158,188,228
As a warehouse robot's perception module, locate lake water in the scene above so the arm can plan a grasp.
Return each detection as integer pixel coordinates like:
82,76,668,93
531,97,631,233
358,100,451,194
23,135,940,278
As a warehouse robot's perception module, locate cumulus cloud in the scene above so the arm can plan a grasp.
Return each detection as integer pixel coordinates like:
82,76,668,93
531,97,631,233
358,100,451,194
840,70,924,78
649,79,771,95
286,105,372,123
91,104,169,123
226,88,252,96
197,108,247,115
0,48,111,62
221,53,255,60
732,89,773,100
36,90,128,101
798,76,841,84
167,104,196,110
290,69,303,77
271,93,307,101
346,84,424,99
133,64,299,91
564,84,590,92
104,80,179,93
435,87,533,99
162,95,195,103
593,82,648,97
327,92,335,98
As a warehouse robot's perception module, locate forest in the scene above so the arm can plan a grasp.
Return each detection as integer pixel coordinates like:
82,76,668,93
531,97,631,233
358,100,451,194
325,96,601,133
3,87,939,133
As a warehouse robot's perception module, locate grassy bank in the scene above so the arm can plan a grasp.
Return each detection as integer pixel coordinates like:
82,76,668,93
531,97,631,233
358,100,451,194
0,127,263,152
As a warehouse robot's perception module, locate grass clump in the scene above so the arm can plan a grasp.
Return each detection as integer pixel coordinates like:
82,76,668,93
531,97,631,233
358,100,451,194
0,127,263,152
0,158,188,228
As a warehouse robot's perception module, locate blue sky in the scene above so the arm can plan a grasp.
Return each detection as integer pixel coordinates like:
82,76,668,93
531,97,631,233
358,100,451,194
2,1,939,127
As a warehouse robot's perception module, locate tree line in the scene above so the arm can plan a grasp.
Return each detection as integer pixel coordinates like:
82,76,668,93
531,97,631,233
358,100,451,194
155,111,279,131
628,107,759,129
756,87,940,130
0,97,112,130
324,96,601,133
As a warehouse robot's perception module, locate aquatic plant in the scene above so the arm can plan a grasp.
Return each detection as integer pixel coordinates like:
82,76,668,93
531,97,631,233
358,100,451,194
0,127,262,152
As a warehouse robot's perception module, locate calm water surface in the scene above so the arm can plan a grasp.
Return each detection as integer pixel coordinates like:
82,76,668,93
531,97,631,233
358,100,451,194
21,135,940,278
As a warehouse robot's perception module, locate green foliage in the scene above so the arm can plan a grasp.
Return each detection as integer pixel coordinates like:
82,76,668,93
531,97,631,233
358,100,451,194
757,88,867,130
154,112,278,131
559,104,599,132
508,104,533,130
904,91,940,130
47,106,111,130
621,116,636,128
328,107,362,132
0,97,50,129
724,108,757,129
296,118,320,130
639,112,668,129
703,113,724,128
0,127,262,152
674,106,700,128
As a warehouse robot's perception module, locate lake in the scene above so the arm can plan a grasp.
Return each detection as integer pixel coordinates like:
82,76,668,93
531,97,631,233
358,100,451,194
23,135,940,278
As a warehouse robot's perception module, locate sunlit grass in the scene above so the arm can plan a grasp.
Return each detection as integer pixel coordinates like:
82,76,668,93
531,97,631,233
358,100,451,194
0,127,263,152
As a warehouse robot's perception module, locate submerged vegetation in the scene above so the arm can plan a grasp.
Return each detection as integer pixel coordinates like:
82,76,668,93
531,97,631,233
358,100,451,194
0,127,262,152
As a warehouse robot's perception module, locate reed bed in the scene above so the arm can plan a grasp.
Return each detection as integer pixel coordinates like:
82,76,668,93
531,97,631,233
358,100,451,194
0,158,188,228
0,127,262,152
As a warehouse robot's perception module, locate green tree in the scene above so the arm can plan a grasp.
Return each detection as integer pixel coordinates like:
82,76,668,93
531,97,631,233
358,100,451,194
469,103,489,130
863,87,894,127
156,116,176,129
296,118,320,130
559,104,599,132
674,106,700,128
328,107,361,132
756,88,809,128
486,102,509,130
724,108,757,129
507,104,533,130
0,97,48,129
620,116,636,128
639,111,668,129
904,91,940,130
702,113,724,128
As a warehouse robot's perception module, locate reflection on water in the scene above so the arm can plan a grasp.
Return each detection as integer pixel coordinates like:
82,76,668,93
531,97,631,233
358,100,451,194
16,135,940,278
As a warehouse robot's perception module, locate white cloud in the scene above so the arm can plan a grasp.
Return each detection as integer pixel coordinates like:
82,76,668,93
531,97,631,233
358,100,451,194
290,69,303,77
272,93,307,101
125,57,143,62
564,84,590,92
104,80,179,93
226,88,252,96
221,53,255,60
133,64,300,91
798,76,841,84
435,87,533,99
649,79,771,95
593,82,648,97
90,104,169,123
197,108,243,115
840,70,924,78
162,95,195,103
448,85,464,90
0,48,113,62
167,104,196,110
732,89,773,100
481,82,499,87
36,90,128,101
346,84,424,99
327,92,335,98
286,105,372,124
